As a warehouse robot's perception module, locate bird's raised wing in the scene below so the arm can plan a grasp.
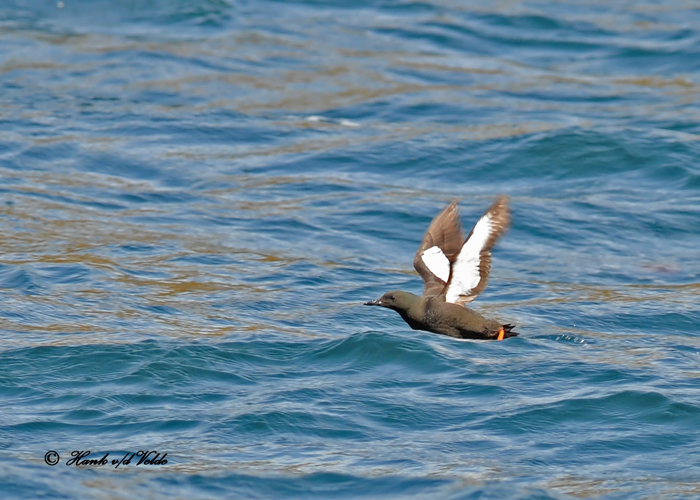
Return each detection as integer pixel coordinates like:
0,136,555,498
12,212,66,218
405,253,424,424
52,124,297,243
444,196,510,305
413,201,465,297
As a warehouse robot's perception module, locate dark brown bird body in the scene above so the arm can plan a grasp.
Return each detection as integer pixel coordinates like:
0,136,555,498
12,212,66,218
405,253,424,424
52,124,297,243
364,197,517,341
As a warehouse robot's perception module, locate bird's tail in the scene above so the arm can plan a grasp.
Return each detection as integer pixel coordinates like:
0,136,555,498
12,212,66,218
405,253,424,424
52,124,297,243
496,324,518,340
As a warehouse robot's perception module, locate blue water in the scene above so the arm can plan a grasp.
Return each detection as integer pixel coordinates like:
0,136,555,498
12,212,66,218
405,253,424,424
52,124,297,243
1,0,700,498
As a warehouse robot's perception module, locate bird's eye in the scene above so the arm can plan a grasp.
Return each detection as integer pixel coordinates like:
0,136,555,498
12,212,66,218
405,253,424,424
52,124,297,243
388,295,395,301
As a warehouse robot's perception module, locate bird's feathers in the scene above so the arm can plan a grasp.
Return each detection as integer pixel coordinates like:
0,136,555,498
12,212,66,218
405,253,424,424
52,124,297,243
420,245,450,282
413,200,464,296
414,196,510,304
445,196,509,304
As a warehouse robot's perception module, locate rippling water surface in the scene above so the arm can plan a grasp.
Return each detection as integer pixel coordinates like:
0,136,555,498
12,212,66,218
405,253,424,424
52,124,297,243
1,1,699,498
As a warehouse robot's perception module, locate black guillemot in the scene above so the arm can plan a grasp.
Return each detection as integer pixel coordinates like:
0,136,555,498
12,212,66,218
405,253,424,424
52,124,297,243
364,196,517,340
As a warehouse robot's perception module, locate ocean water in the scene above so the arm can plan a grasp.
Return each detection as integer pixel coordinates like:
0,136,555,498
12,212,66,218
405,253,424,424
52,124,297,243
1,0,699,498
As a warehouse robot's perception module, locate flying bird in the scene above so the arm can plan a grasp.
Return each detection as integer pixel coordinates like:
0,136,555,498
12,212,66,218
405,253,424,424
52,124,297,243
364,196,517,340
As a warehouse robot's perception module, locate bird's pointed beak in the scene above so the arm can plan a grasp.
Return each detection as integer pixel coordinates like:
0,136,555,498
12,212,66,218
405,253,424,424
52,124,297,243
364,299,381,306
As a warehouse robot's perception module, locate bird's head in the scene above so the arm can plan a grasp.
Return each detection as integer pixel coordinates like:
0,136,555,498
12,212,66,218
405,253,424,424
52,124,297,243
364,291,418,312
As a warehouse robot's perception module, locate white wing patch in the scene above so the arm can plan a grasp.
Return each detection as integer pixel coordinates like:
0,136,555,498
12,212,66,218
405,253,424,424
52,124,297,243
421,246,450,282
445,212,493,303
